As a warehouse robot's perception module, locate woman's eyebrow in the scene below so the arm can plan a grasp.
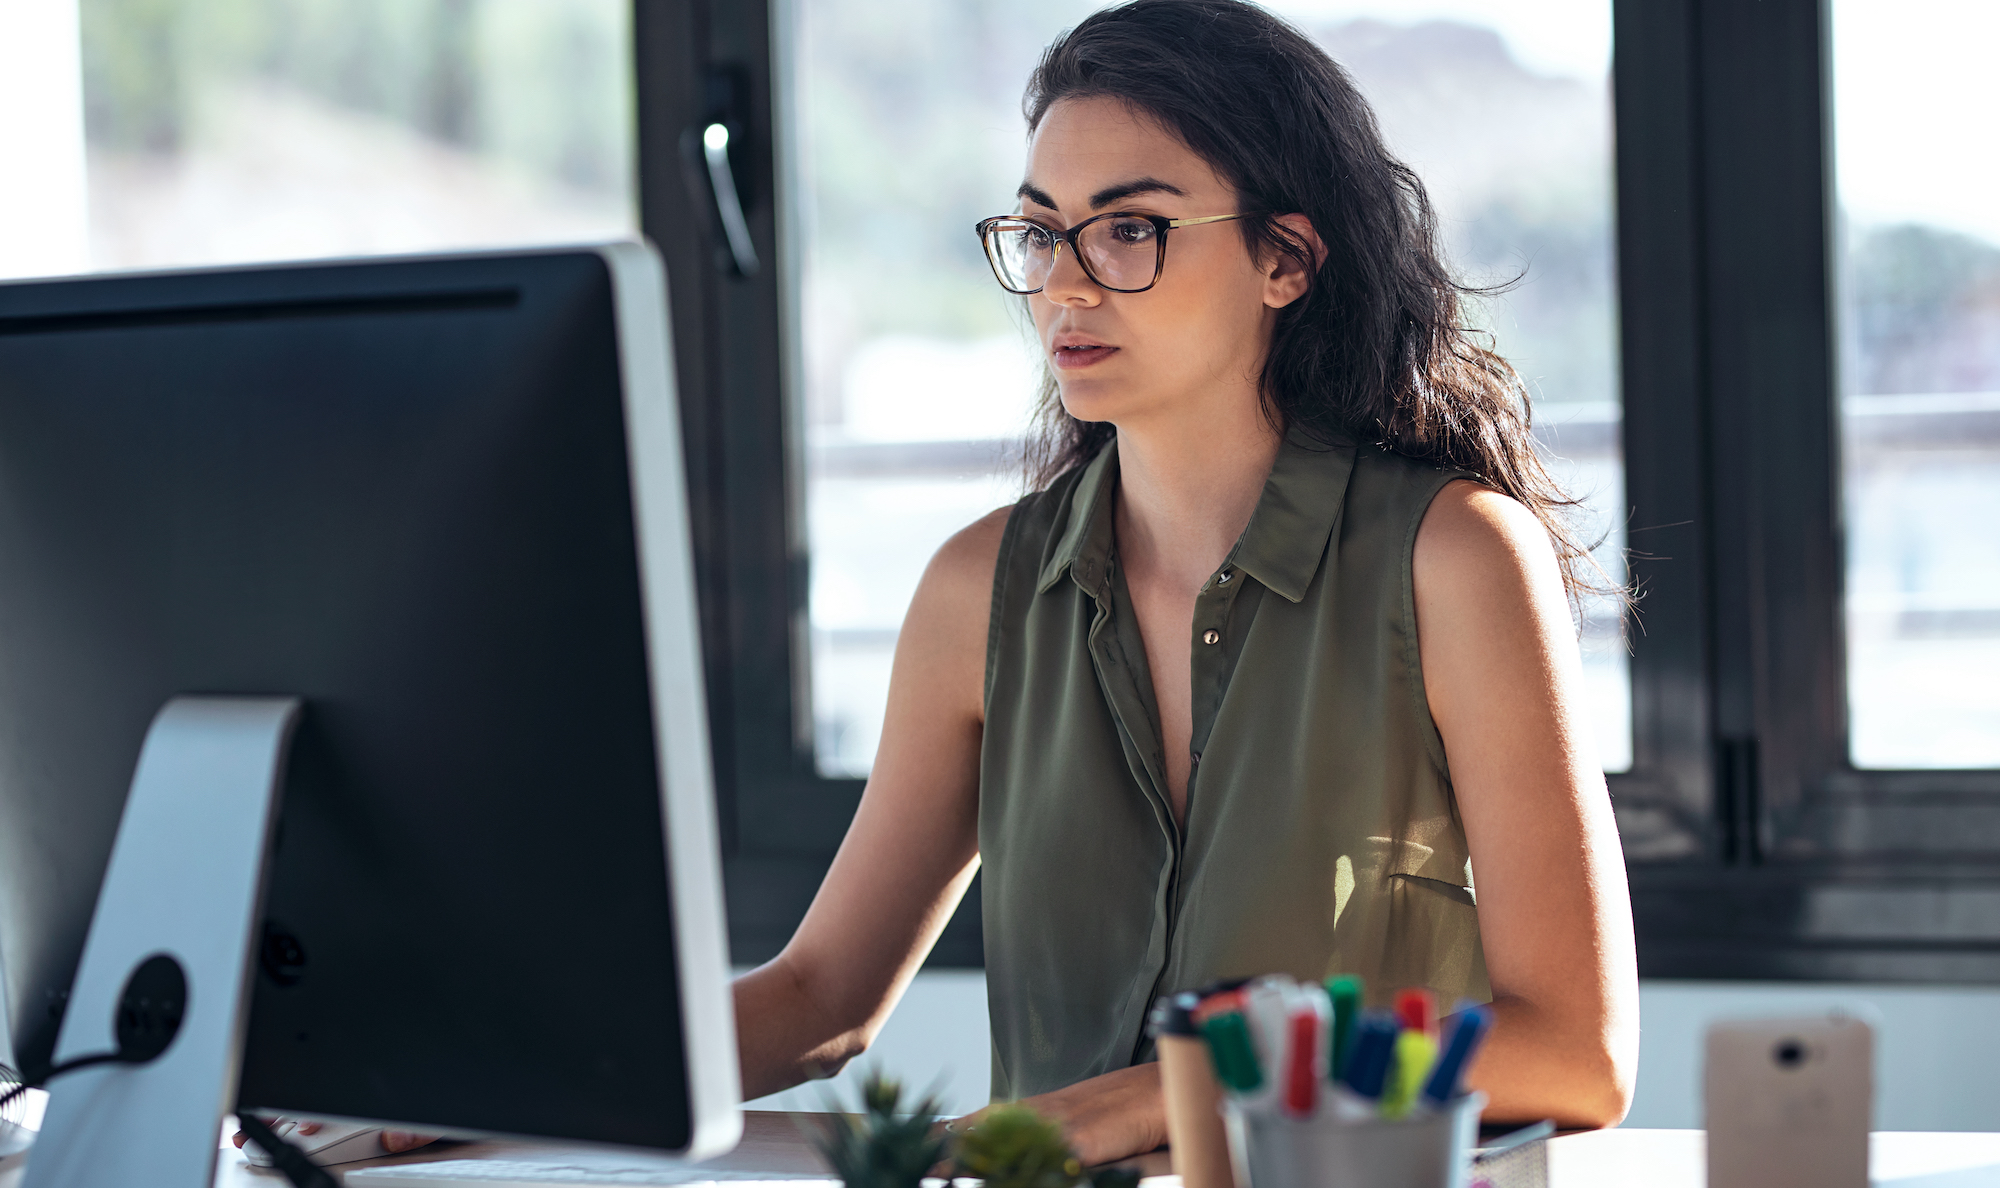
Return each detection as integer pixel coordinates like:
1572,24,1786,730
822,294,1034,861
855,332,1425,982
1013,177,1190,212
1016,181,1059,209
1088,177,1188,208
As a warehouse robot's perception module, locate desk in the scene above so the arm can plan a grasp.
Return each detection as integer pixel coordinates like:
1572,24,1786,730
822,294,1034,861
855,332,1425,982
5,1113,2000,1186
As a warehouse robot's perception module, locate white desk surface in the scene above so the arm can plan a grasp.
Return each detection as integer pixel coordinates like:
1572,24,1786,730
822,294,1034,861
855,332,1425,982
5,1112,2000,1186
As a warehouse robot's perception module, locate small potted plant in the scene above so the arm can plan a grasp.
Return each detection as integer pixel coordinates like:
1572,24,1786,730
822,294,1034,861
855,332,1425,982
811,1071,952,1188
813,1071,1142,1188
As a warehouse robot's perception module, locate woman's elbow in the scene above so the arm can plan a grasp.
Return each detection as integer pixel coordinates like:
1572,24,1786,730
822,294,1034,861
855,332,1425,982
1559,1037,1637,1130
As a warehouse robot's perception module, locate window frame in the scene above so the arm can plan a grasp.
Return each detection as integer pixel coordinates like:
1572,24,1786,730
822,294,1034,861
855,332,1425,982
636,0,2000,978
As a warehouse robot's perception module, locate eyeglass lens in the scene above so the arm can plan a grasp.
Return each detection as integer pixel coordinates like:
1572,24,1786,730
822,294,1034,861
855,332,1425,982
985,216,1162,292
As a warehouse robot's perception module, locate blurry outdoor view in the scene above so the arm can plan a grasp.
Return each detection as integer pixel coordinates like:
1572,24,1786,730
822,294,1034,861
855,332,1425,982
794,0,1630,776
1833,1,2000,769
52,0,632,275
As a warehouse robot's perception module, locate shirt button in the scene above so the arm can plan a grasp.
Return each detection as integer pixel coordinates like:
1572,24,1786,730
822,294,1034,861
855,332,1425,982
1202,629,1221,645
1217,570,1233,584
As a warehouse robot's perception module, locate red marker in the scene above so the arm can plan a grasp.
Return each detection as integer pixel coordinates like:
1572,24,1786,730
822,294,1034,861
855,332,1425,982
1283,1000,1323,1116
1395,988,1437,1039
1193,989,1246,1027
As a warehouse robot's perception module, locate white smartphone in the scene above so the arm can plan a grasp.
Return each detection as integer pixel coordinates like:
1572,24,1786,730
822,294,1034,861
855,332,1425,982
1704,1013,1874,1188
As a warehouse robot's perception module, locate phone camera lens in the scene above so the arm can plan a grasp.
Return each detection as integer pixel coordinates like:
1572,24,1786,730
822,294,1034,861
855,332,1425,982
1773,1039,1807,1068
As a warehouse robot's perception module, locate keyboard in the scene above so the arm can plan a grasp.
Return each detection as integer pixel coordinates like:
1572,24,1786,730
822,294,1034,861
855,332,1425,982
347,1161,845,1187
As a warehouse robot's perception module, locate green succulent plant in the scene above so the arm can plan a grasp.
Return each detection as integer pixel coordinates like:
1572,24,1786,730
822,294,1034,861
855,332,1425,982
951,1103,1144,1188
952,1105,1084,1188
811,1070,951,1188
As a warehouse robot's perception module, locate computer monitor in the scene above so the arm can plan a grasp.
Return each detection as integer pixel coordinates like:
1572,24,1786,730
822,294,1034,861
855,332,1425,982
0,244,740,1176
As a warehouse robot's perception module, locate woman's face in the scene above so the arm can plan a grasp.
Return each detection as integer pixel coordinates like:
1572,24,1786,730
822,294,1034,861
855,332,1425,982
1019,96,1304,429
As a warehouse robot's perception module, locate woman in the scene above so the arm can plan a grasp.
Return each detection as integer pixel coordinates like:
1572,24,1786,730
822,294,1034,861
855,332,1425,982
735,0,1637,1161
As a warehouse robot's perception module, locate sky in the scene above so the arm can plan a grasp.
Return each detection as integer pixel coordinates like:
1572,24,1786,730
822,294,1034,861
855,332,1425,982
1265,0,1612,81
1831,0,2000,246
1271,0,2000,247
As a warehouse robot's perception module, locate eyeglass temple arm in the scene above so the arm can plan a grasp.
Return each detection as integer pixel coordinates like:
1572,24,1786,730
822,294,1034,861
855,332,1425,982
1165,213,1252,229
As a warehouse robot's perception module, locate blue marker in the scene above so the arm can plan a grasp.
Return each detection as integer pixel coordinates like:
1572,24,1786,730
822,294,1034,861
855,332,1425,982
1342,1011,1400,1099
1420,1004,1493,1107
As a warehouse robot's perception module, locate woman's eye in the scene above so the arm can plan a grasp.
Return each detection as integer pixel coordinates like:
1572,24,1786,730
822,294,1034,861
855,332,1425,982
1110,220,1155,246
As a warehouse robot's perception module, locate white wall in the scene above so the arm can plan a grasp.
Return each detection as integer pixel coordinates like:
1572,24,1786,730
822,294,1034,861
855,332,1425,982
748,971,2000,1131
1629,981,2000,1131
745,969,993,1117
0,0,88,279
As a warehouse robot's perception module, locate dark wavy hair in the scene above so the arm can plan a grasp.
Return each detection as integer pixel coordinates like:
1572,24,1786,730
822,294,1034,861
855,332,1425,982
1019,0,1607,603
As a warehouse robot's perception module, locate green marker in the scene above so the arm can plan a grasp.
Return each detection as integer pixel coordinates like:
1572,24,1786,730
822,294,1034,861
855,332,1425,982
1198,1010,1264,1095
1325,975,1363,1080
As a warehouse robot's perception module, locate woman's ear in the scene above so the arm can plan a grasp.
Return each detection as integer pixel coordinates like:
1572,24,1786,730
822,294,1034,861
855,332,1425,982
1261,213,1324,309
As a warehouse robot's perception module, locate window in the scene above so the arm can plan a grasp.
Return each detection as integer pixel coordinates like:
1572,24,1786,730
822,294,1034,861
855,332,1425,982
1831,0,2000,770
18,0,633,279
793,0,1630,778
792,0,1097,777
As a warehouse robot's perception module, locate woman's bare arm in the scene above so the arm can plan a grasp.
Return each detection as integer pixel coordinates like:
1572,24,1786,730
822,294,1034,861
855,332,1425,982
732,507,1008,1101
1414,480,1639,1129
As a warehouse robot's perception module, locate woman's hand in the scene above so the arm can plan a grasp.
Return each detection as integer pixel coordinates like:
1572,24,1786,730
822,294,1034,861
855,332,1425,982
229,1121,435,1155
958,1063,1167,1167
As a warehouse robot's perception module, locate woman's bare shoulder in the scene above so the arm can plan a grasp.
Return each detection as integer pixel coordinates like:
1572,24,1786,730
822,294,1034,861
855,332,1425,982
1413,479,1552,579
894,504,1017,723
928,503,1015,593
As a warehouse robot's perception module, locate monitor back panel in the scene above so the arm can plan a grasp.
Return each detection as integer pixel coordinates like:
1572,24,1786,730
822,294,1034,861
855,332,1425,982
0,251,694,1151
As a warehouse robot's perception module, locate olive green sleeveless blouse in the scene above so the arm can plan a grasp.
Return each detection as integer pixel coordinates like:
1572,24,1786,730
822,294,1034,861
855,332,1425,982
978,432,1490,1102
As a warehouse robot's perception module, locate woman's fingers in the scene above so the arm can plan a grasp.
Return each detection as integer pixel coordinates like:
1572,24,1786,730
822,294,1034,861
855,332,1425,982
232,1117,307,1149
232,1119,433,1158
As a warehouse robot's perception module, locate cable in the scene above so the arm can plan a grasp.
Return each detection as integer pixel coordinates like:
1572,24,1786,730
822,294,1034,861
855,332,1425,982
0,1051,125,1114
0,1060,333,1188
236,1112,339,1188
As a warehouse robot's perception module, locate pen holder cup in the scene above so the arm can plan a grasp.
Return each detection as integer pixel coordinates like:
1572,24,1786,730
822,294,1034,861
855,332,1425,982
1226,1093,1485,1188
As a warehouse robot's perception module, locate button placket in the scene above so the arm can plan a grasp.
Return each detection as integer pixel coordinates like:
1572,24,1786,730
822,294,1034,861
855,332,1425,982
1187,573,1243,773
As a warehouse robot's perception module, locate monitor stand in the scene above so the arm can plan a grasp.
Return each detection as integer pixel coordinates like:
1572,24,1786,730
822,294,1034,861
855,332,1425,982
24,696,301,1188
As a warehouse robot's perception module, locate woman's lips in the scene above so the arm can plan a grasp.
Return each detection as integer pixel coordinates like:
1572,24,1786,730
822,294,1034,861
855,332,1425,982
1052,344,1117,370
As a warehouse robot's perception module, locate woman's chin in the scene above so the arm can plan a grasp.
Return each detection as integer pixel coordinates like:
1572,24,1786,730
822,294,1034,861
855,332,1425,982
1055,382,1133,425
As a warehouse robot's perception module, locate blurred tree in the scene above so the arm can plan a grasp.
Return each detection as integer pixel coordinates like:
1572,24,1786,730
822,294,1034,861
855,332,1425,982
81,0,186,152
1848,224,2000,396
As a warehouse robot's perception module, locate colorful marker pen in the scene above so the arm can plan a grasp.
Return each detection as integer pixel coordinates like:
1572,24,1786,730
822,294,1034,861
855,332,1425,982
1394,987,1437,1040
1421,1004,1493,1108
1200,1008,1265,1095
1342,1012,1399,1100
1381,1028,1438,1119
1325,974,1362,1081
1281,984,1330,1117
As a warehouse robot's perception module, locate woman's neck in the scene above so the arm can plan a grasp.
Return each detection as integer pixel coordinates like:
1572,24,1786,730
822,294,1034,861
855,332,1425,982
1111,401,1282,592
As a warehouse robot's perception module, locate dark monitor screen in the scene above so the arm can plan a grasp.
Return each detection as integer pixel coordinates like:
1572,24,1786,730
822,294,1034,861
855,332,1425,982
0,245,738,1156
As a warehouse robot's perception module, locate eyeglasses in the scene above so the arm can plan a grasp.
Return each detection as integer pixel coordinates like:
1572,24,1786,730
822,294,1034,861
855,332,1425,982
974,210,1254,295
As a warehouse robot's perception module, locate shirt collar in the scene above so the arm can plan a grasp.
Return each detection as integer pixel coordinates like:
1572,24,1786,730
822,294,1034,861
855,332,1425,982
1036,431,1357,603
1226,431,1357,602
1037,440,1120,597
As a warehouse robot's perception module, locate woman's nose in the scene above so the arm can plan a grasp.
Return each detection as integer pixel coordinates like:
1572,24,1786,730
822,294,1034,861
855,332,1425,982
1039,243,1100,307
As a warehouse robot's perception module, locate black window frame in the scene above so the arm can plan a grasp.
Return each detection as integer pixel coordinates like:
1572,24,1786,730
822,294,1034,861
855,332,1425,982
636,0,2000,978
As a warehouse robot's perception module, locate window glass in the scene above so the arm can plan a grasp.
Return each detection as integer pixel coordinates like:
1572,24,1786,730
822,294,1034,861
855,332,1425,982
6,0,632,280
1833,0,2000,769
794,0,1629,776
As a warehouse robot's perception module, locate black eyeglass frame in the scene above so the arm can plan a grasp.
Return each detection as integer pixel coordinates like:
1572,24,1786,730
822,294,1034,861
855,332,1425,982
973,210,1255,295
